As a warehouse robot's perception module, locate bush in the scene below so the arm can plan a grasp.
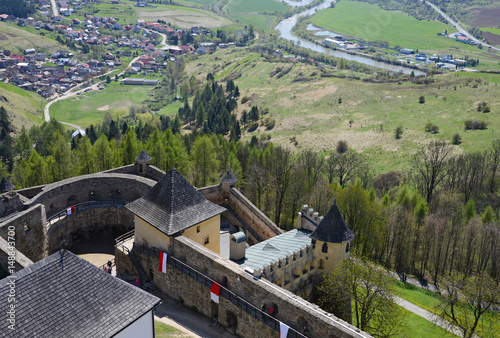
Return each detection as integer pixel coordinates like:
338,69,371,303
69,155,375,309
452,133,462,145
241,96,250,104
336,140,348,154
464,120,488,130
263,117,275,130
394,126,403,139
419,96,425,104
247,122,258,132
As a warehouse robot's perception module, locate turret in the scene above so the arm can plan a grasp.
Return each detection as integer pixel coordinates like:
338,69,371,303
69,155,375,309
135,149,152,176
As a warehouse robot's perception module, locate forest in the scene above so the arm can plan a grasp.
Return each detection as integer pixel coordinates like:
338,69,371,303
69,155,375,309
1,84,499,288
0,0,35,18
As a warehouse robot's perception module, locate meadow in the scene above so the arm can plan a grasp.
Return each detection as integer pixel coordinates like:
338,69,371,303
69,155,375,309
226,0,288,13
0,82,44,131
186,48,500,173
309,1,470,52
49,83,154,128
0,22,67,55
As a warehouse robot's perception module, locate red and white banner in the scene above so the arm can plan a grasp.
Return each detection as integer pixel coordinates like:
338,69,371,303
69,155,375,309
279,322,289,338
158,251,167,273
210,282,221,303
66,206,75,215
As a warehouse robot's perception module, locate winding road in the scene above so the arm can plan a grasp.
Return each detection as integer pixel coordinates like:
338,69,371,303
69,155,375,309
422,0,499,51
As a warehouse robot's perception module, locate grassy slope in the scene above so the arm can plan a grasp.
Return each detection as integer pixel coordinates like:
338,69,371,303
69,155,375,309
309,1,471,52
186,49,500,173
0,82,44,133
480,27,500,35
154,320,182,337
0,22,69,55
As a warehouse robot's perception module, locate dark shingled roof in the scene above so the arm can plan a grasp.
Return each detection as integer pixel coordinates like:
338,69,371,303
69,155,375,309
126,168,226,235
0,250,161,338
135,149,152,163
309,203,355,243
220,170,237,184
0,176,15,192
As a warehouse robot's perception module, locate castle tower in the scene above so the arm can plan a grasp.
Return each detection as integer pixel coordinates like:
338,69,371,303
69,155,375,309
135,149,152,176
309,202,354,272
0,176,15,193
220,170,237,199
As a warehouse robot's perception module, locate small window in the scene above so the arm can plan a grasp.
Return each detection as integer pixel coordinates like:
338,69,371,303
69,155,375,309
346,242,350,253
197,225,200,233
319,259,324,269
204,236,209,245
322,242,328,253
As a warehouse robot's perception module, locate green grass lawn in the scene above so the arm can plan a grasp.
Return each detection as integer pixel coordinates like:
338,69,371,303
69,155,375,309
309,0,472,53
154,320,183,337
480,27,500,35
50,83,153,127
398,305,455,338
392,281,500,337
227,0,288,13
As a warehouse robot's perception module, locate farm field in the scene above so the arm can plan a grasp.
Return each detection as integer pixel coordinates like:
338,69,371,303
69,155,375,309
309,1,470,52
226,0,288,13
50,83,154,128
0,82,44,132
186,48,500,173
136,4,232,28
230,13,278,32
480,27,500,35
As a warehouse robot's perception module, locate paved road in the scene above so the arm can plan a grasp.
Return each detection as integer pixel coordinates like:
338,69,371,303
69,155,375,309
394,296,462,336
50,0,59,16
421,0,500,51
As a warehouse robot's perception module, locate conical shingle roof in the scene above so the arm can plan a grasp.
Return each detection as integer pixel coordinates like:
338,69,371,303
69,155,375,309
125,168,226,235
309,203,354,243
220,170,237,184
0,177,15,192
135,149,152,163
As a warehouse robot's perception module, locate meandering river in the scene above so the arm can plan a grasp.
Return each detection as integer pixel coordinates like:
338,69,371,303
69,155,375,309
277,0,425,75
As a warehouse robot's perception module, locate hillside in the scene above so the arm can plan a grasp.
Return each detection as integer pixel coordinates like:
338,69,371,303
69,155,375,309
0,82,44,133
185,48,500,173
0,22,68,55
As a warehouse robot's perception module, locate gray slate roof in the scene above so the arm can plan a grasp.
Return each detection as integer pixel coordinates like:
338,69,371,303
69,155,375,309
0,250,161,338
126,168,226,235
236,229,312,271
220,170,237,184
310,203,355,243
0,176,15,192
136,149,152,163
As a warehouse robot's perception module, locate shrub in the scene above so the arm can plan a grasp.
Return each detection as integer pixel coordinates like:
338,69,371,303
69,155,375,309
336,140,348,154
394,126,403,139
241,96,250,104
452,133,462,145
419,96,425,104
464,120,488,130
247,122,258,132
263,117,275,130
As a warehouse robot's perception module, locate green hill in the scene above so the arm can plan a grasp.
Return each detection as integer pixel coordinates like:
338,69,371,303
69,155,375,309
0,82,44,133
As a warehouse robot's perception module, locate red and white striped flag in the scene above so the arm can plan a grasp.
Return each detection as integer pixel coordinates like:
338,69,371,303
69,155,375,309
158,251,167,273
66,206,75,215
210,282,221,303
279,322,289,338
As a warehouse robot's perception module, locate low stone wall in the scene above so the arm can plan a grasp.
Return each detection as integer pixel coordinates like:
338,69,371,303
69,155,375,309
0,204,48,262
48,207,134,253
229,189,283,240
127,237,367,338
105,164,166,182
15,185,45,199
28,173,155,217
198,185,224,204
0,236,33,274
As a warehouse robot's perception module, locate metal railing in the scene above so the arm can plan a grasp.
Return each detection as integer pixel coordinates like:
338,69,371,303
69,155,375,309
47,200,127,224
132,243,306,338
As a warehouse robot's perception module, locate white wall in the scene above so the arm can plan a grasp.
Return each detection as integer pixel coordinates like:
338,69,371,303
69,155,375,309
114,310,154,338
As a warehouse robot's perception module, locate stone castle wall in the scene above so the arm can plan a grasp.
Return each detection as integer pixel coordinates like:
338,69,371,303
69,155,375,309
124,236,367,338
0,236,33,274
0,204,48,262
28,174,155,216
48,207,134,253
0,191,25,218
